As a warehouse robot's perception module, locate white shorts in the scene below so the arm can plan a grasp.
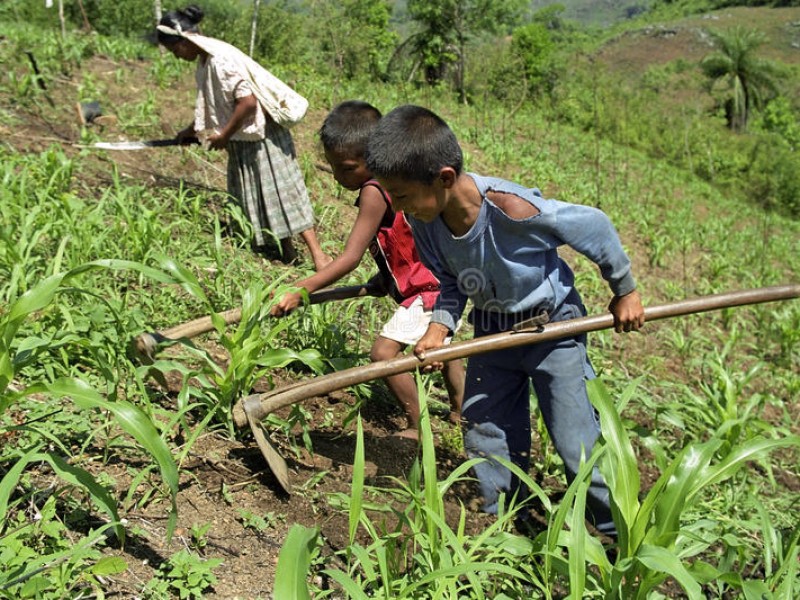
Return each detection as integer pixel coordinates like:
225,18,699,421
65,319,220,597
380,296,457,346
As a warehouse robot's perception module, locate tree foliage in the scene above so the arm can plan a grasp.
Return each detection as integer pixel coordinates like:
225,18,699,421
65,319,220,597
701,26,783,131
397,0,528,94
653,0,800,10
311,0,397,79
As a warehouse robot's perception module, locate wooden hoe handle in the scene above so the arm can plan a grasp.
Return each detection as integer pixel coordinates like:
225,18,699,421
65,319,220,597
132,281,383,362
234,284,800,428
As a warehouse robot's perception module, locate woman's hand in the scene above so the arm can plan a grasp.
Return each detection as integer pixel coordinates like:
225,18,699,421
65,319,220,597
608,289,645,333
207,131,231,150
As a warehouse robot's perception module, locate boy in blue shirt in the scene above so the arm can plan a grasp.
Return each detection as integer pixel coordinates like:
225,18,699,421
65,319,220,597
365,104,645,535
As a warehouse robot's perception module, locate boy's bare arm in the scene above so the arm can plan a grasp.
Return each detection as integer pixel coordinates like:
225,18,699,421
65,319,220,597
271,187,386,316
608,289,645,333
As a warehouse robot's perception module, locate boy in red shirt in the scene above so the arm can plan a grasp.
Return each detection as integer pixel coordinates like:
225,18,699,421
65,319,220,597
272,101,465,439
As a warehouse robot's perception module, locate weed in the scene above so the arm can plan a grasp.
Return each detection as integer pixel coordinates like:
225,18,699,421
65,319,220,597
143,549,223,600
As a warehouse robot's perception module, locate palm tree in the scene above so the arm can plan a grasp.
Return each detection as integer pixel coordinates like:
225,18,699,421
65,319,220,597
701,26,783,132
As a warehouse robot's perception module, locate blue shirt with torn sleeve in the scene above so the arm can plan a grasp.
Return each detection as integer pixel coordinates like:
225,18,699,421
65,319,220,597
407,174,637,332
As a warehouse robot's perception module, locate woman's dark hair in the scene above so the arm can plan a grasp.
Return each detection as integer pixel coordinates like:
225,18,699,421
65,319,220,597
365,105,463,184
157,5,204,45
319,100,382,157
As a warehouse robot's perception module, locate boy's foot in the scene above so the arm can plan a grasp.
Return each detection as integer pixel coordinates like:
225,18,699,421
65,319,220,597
393,428,419,441
448,411,462,426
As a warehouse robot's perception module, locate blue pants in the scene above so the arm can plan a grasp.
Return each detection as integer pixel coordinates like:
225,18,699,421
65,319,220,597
462,295,615,534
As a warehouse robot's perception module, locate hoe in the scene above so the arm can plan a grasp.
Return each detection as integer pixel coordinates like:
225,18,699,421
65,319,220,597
132,281,384,363
231,284,800,493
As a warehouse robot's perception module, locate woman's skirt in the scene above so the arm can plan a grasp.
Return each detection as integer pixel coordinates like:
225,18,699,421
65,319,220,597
227,123,314,246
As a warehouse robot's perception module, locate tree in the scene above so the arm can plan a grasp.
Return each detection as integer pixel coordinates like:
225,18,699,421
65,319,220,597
312,0,397,80
700,26,783,131
511,21,556,96
397,0,527,100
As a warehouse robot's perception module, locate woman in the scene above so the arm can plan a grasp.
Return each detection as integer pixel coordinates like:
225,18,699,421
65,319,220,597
157,5,330,269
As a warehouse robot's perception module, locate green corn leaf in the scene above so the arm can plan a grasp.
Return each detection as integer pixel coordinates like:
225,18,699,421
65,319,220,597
322,569,371,600
255,348,324,372
636,544,703,600
72,259,188,287
274,524,319,600
567,477,588,600
32,452,122,541
637,544,703,599
375,542,392,597
151,255,209,303
7,272,67,323
46,377,179,540
589,379,641,534
417,377,443,546
0,445,43,520
687,436,800,501
646,440,722,548
349,416,365,546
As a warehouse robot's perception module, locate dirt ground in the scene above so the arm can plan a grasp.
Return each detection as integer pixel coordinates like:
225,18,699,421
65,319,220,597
3,19,798,597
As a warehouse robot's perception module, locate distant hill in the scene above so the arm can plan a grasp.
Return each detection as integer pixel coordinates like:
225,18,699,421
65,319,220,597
529,0,655,26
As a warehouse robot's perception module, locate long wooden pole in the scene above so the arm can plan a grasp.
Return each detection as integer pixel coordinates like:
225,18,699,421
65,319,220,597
132,281,383,362
234,284,800,428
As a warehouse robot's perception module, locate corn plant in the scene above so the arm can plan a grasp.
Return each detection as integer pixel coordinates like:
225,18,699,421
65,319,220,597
0,261,187,594
142,270,326,439
276,381,552,599
588,379,800,598
275,376,799,599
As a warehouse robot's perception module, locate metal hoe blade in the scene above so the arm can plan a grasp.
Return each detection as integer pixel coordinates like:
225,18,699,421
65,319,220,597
244,399,292,493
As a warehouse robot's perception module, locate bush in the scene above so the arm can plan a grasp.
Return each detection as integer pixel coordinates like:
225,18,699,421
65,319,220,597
745,135,800,217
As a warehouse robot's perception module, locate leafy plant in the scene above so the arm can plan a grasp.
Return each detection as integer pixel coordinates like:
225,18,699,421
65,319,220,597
277,383,549,598
589,378,800,598
143,549,223,600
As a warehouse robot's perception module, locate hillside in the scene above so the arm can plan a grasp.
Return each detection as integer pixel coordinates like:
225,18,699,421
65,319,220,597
595,6,800,71
530,0,655,25
1,3,798,599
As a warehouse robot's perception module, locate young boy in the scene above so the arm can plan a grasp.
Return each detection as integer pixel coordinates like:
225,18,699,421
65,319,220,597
364,104,645,534
271,100,465,440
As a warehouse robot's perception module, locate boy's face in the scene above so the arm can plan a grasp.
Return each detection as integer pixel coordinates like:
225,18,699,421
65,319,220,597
378,176,445,223
324,147,370,191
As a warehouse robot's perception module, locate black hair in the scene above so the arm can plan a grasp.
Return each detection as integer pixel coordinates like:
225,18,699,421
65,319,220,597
365,104,463,185
157,5,204,46
319,100,382,158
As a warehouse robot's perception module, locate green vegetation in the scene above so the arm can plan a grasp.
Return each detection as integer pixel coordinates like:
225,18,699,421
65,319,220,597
0,0,798,597
701,25,783,131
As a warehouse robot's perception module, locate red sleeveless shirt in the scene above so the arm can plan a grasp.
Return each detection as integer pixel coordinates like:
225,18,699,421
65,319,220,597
357,180,440,309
